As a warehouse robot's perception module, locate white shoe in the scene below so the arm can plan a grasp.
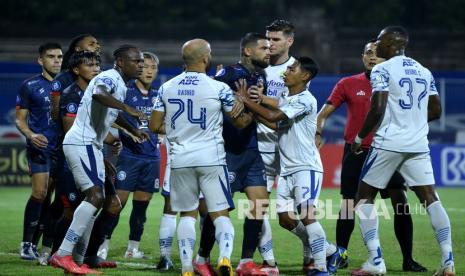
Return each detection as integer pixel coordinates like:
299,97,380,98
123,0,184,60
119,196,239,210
433,263,455,276
19,242,38,260
97,239,110,260
351,259,386,275
37,251,50,266
124,248,145,259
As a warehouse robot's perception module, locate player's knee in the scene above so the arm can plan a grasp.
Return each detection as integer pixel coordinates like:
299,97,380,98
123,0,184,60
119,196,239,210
31,187,48,200
104,195,122,215
278,213,294,230
85,188,105,209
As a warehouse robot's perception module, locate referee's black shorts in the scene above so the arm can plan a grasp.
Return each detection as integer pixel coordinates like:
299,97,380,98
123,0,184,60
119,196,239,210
340,143,406,199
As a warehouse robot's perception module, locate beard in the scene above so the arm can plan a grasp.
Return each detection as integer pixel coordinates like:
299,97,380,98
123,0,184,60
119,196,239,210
251,57,269,69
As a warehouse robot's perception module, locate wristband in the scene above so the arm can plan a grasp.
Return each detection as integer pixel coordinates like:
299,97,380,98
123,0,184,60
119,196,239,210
354,135,363,144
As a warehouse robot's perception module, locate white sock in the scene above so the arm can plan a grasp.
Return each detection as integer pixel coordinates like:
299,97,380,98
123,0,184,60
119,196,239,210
291,220,312,263
159,214,176,258
195,254,208,265
258,218,276,266
213,216,234,262
128,240,140,251
58,201,97,256
326,240,337,257
357,203,383,265
427,201,454,266
305,222,327,271
73,214,96,264
177,216,196,273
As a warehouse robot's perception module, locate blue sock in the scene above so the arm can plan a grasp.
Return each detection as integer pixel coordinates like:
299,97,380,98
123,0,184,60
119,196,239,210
129,200,150,241
23,196,43,242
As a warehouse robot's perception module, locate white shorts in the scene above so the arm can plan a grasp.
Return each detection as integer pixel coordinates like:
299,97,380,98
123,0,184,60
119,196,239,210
276,170,323,213
260,151,280,192
162,161,204,199
170,165,232,212
63,144,105,192
361,147,435,189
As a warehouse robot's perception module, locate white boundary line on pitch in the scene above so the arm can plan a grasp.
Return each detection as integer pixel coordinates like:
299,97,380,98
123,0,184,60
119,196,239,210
0,252,157,270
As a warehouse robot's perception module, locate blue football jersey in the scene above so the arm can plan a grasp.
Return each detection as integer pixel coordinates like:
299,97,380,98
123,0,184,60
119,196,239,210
214,63,267,154
119,80,160,160
16,74,59,150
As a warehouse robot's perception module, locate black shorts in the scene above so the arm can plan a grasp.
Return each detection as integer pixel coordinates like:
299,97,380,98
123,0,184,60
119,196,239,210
340,143,406,199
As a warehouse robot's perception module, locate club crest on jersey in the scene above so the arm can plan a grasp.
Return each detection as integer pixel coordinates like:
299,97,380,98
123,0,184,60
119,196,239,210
52,81,61,91
117,171,126,181
66,103,77,113
228,172,236,184
69,193,76,202
101,78,114,87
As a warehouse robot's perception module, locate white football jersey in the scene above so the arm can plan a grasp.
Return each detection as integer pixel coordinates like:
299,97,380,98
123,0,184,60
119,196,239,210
277,90,323,175
64,69,127,148
258,56,296,153
154,72,234,168
370,55,438,152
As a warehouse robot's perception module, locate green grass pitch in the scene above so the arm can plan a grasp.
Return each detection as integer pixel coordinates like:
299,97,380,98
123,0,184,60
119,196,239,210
0,187,463,275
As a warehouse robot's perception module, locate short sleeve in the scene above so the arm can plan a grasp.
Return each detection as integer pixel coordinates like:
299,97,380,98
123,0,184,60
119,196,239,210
279,93,313,120
327,80,346,108
153,86,165,112
429,73,439,96
371,65,390,92
94,76,117,94
219,85,234,113
60,93,80,118
16,84,30,110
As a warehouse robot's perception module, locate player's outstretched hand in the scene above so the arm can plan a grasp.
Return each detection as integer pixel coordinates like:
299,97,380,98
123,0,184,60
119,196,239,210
29,133,48,148
104,159,117,179
248,85,263,104
230,100,244,118
134,129,149,143
234,79,248,101
315,133,323,150
111,140,123,156
351,141,363,155
125,106,148,122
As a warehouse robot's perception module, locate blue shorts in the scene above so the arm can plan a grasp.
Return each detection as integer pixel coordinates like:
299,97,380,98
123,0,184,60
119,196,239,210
26,145,58,176
226,149,266,193
115,154,160,193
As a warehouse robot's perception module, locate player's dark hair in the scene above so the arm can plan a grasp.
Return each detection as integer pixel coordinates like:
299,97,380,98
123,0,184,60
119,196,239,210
368,38,377,44
266,19,295,37
38,42,61,57
62,34,95,70
296,56,319,80
113,44,139,60
143,51,160,65
240,32,268,55
383,25,409,39
68,51,101,73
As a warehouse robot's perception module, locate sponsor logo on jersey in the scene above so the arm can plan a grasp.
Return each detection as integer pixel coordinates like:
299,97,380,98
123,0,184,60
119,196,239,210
356,90,366,96
117,171,126,181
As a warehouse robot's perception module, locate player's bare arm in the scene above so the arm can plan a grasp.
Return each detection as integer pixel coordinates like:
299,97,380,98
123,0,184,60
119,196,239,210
427,94,442,122
316,104,336,148
92,84,147,122
50,94,60,121
115,113,149,142
15,108,48,148
351,91,388,153
149,110,166,134
254,114,277,130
